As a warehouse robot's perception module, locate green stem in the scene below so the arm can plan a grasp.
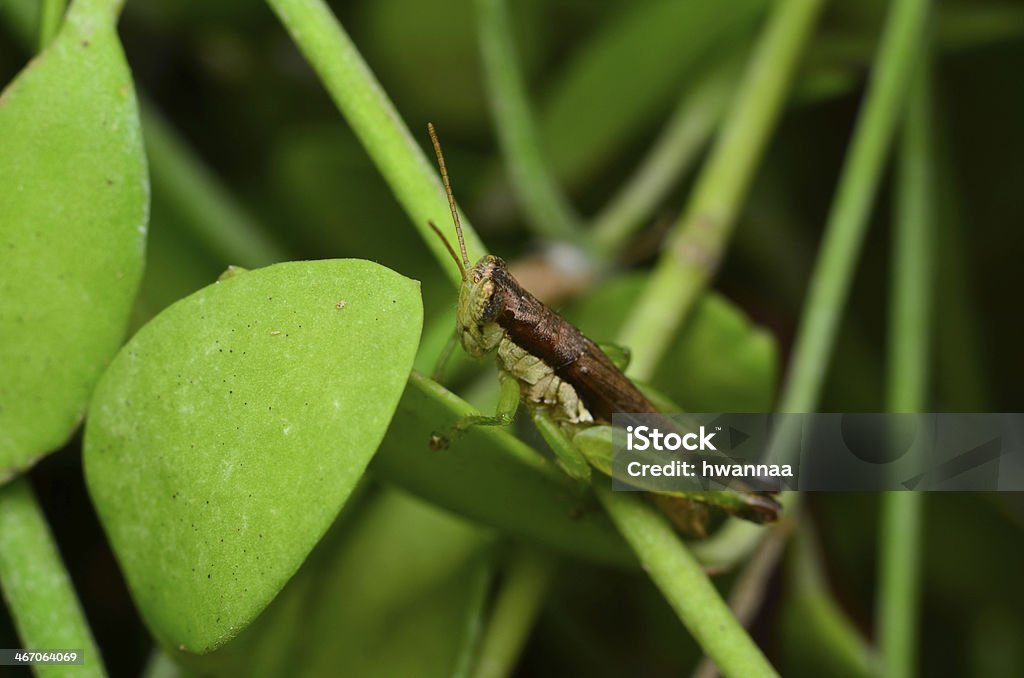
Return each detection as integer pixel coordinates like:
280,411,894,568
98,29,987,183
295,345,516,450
618,0,825,381
877,493,924,677
886,61,932,415
877,48,933,678
688,519,768,570
475,0,586,248
591,59,738,254
0,479,106,678
38,0,65,48
452,551,497,678
265,0,487,286
595,486,778,678
472,547,556,678
692,527,790,678
777,0,931,413
790,524,877,678
141,102,287,268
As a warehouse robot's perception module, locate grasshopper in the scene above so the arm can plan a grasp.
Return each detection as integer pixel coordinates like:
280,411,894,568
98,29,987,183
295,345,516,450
425,123,779,530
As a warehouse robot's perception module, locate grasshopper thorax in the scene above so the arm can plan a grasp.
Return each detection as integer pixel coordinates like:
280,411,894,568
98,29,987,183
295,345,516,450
457,255,507,358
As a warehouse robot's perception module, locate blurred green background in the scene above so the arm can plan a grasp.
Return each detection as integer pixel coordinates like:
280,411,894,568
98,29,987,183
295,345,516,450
1,0,1023,675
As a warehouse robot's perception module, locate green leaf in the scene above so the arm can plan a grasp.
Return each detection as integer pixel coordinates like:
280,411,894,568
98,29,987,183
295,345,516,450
566,275,778,412
0,3,148,481
177,487,493,678
372,372,634,568
84,259,422,653
659,295,777,412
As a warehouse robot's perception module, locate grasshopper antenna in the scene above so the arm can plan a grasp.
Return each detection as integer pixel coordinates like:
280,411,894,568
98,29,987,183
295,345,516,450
428,220,465,276
428,122,471,273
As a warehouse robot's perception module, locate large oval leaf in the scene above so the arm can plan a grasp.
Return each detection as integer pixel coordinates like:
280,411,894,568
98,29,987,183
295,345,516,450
84,259,422,653
0,2,148,481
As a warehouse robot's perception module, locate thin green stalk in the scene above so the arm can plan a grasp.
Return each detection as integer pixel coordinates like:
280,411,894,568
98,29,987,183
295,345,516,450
472,547,556,678
790,523,877,678
877,51,933,678
0,479,106,678
265,0,487,287
886,62,932,413
475,0,585,247
595,486,778,678
692,526,790,678
618,0,825,381
38,0,65,48
591,59,738,253
777,0,930,413
141,102,287,268
452,551,497,678
877,493,924,677
688,518,768,570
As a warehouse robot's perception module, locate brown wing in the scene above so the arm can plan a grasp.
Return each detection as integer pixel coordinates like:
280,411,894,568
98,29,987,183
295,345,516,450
488,263,657,422
557,337,658,421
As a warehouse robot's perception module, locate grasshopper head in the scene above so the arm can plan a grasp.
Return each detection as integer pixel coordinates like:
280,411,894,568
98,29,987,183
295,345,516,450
457,255,506,357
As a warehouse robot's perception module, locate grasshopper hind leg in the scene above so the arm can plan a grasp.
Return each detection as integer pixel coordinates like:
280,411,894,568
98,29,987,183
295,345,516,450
650,491,781,537
649,494,712,537
665,490,782,525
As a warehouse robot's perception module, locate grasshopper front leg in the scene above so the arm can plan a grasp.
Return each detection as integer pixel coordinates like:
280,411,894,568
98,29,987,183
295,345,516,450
430,373,522,450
